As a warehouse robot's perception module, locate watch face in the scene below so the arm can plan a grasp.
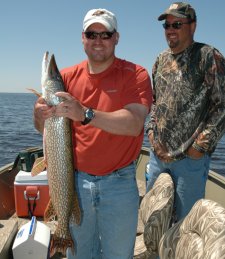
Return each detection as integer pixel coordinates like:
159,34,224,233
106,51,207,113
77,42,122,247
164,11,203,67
86,108,94,119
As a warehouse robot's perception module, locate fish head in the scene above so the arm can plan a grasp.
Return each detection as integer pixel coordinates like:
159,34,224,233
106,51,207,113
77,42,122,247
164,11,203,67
41,52,65,105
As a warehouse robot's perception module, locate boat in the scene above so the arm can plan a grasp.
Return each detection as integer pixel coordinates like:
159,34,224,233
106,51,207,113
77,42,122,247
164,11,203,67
0,146,225,259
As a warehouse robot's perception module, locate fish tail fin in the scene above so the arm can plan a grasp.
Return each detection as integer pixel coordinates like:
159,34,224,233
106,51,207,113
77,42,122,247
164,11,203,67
50,234,75,257
44,199,56,222
31,157,47,176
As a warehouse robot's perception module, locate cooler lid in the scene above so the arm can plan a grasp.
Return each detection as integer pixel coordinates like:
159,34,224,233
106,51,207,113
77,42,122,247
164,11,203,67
15,170,48,183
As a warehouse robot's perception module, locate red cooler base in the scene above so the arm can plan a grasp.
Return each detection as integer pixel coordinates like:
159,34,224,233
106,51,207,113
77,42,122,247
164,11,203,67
14,170,50,217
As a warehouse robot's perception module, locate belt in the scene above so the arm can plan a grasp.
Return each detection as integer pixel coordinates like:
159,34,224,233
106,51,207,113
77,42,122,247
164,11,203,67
113,161,134,173
77,161,134,177
151,146,186,162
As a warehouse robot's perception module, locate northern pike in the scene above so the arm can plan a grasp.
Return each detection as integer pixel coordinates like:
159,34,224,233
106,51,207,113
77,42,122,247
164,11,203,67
33,51,81,256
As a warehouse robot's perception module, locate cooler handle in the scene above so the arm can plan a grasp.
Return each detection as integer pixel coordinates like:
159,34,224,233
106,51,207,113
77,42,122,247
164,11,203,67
24,186,40,200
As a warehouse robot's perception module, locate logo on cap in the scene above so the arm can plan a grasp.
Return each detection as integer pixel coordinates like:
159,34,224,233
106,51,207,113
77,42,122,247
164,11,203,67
169,4,179,10
92,10,106,16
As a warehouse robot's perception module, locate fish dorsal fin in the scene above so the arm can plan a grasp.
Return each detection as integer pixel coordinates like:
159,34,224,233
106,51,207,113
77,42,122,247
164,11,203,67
70,192,81,225
44,199,56,222
31,157,47,176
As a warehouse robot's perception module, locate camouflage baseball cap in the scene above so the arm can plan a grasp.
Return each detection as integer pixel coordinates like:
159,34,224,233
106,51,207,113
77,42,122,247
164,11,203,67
158,2,197,21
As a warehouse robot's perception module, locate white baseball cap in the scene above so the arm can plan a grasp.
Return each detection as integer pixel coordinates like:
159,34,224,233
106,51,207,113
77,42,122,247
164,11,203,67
83,8,117,32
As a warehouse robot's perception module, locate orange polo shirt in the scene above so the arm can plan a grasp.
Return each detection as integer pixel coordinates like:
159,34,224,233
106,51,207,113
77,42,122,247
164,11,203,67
61,58,152,175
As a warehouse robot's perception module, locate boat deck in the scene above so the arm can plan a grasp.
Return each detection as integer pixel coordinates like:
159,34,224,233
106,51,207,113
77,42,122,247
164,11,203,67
0,179,146,259
0,214,67,259
1,147,225,258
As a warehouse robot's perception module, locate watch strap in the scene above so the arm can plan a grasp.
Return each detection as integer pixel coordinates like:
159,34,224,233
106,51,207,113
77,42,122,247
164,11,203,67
81,117,92,125
81,108,95,125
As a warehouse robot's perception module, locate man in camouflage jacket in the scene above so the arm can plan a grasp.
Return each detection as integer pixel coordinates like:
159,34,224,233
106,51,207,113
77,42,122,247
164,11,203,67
146,2,225,221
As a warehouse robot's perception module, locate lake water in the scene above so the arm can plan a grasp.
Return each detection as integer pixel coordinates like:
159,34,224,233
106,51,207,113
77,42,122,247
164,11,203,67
0,93,224,176
0,93,43,167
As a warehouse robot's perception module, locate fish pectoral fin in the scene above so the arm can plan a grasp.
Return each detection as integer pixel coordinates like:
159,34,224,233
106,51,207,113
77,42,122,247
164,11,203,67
31,157,47,176
27,88,42,97
44,199,57,222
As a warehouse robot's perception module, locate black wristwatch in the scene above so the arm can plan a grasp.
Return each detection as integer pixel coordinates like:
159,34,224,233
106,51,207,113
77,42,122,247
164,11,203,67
81,108,95,125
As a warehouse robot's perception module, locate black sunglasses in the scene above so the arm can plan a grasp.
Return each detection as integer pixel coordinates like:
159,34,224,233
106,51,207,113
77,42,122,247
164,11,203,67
84,31,115,40
163,21,193,30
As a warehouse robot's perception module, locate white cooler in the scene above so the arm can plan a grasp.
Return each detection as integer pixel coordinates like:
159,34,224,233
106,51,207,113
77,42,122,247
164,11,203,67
12,216,51,259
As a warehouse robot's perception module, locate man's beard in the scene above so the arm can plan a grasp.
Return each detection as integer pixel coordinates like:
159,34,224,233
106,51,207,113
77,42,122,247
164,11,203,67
167,39,179,49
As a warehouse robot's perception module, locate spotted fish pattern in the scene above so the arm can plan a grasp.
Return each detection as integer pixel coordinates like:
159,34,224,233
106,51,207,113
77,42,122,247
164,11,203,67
41,52,81,256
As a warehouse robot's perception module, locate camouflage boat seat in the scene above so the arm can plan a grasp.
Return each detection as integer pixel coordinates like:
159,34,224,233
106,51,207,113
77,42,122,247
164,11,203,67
159,198,225,259
134,172,174,259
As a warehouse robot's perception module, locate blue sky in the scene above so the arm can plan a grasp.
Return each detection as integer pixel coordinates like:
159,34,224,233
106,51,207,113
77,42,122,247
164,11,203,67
1,0,225,93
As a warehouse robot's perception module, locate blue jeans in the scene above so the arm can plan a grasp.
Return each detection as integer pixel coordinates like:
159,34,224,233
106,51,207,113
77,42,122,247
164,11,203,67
146,151,210,221
67,163,139,259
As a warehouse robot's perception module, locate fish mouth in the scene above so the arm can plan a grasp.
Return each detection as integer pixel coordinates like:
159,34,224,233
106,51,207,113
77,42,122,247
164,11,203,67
41,51,61,86
47,52,60,77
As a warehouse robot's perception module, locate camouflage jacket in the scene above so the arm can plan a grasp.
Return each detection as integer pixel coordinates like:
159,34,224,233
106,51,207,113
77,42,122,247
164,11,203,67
146,42,225,159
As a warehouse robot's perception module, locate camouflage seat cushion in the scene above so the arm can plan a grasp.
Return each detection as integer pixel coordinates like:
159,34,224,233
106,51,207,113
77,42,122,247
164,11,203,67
134,172,174,258
159,198,225,259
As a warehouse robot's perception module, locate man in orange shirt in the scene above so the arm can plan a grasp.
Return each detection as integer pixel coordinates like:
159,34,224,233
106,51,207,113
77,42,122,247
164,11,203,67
34,8,152,259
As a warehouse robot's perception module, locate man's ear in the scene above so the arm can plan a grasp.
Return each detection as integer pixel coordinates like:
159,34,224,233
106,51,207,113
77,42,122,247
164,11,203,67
191,21,196,36
82,32,85,44
115,32,120,45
